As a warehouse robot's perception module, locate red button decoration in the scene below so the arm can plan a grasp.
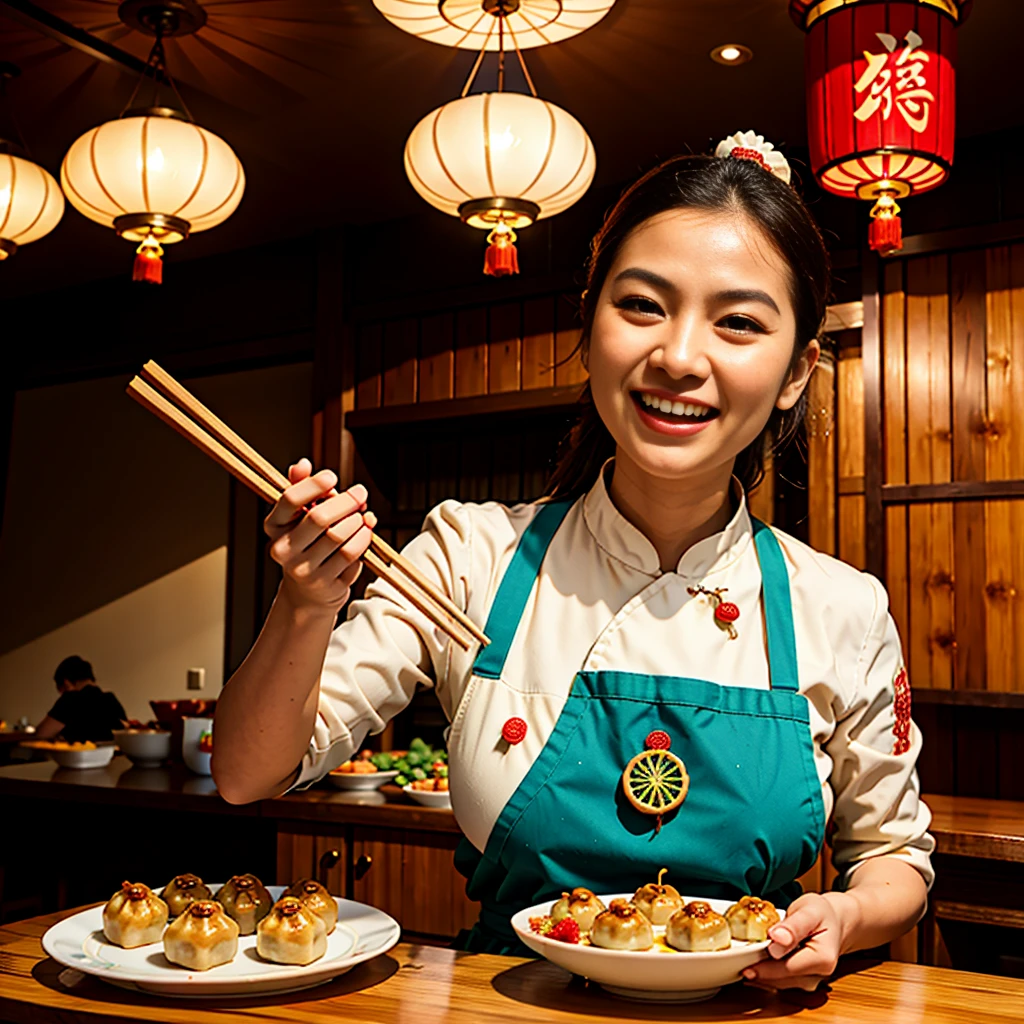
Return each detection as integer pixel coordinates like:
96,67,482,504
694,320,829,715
644,730,671,751
502,717,527,745
714,602,740,624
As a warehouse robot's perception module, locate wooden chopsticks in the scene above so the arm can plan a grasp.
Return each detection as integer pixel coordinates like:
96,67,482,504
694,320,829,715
127,361,489,652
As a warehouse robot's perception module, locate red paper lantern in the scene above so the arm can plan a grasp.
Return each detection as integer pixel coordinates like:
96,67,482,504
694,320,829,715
791,0,972,254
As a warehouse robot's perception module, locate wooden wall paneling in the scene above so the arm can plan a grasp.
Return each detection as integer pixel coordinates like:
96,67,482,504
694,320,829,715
356,322,383,410
998,711,1024,799
906,256,954,690
984,247,1024,692
457,434,491,502
455,307,488,398
951,250,988,690
861,253,884,580
747,453,774,525
837,346,866,569
914,703,955,794
419,313,455,404
554,293,587,386
427,430,459,508
522,296,556,390
276,826,348,894
401,831,478,938
522,423,555,499
806,353,836,555
490,429,523,503
954,707,1001,797
488,303,522,394
350,827,404,927
382,318,418,406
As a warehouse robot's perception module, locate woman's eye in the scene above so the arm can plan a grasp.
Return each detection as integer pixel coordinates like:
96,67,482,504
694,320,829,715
616,296,663,317
719,315,763,334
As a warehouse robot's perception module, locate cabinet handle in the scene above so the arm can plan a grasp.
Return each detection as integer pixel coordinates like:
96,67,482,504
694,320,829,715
318,849,341,886
354,854,373,881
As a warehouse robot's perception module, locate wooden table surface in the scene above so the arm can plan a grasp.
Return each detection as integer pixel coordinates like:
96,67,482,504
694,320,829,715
2,908,1024,1024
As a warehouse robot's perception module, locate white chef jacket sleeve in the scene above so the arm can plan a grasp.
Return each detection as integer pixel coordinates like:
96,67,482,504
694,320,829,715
290,499,471,789
825,573,935,890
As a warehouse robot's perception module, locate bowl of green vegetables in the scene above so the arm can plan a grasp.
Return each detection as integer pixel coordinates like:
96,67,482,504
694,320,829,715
328,737,448,795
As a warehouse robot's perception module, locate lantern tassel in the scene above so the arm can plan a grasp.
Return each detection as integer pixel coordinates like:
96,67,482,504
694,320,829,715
483,223,519,277
133,234,164,285
868,194,903,256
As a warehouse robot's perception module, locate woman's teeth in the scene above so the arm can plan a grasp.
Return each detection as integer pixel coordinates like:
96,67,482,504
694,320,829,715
638,392,714,418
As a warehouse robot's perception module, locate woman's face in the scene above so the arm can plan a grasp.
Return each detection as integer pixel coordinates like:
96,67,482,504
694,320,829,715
587,207,819,488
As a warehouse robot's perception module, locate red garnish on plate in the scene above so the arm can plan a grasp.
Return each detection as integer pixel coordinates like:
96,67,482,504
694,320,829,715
502,717,528,745
547,918,581,943
529,915,554,935
644,730,671,751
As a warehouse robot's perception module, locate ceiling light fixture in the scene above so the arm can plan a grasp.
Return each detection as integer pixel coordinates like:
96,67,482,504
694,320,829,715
0,63,64,262
59,1,244,284
402,1,596,276
373,0,616,51
710,44,753,65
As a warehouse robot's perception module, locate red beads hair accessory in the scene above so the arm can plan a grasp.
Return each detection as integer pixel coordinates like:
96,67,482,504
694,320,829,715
502,717,528,745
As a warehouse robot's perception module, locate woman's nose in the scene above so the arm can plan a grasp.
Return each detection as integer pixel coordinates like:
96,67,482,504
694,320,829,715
647,318,712,381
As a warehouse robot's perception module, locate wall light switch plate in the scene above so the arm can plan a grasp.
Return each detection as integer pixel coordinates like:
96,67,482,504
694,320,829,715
187,668,205,691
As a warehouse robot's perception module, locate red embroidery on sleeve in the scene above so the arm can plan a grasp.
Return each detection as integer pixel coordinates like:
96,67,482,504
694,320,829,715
892,667,912,756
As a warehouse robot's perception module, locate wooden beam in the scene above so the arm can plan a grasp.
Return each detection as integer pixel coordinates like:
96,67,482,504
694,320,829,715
884,217,1024,260
882,480,1024,504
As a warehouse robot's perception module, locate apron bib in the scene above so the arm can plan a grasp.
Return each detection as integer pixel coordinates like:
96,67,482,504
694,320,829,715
452,499,826,955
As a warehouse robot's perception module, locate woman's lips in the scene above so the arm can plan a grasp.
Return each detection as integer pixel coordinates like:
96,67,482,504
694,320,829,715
630,391,718,437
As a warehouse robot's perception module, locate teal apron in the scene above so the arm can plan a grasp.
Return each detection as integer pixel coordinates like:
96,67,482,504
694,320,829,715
454,498,826,955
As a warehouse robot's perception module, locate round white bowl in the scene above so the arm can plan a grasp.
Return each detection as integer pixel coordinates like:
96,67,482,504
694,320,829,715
511,892,784,1003
401,783,451,808
47,744,116,770
327,769,398,791
112,729,172,768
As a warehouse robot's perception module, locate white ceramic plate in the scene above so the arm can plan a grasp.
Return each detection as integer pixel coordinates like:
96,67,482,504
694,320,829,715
47,745,116,770
42,886,400,997
327,769,399,791
511,893,784,1003
401,783,451,808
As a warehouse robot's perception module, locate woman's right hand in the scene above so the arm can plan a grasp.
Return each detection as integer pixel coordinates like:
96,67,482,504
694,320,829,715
264,458,378,613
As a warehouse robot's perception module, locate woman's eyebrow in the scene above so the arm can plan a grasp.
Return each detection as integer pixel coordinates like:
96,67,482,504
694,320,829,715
612,267,675,291
714,289,781,315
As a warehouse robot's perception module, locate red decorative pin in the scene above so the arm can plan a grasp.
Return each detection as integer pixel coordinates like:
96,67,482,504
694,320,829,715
502,717,527,745
644,730,671,751
688,585,739,639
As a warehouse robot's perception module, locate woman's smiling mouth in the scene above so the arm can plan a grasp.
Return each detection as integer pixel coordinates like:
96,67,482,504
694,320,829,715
630,390,720,436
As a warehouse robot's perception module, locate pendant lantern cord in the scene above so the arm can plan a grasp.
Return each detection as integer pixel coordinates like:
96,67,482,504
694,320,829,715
119,27,195,122
460,16,497,97
458,7,538,100
497,15,505,92
506,19,538,98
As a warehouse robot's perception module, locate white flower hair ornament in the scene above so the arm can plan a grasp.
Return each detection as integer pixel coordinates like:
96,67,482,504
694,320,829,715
715,131,792,185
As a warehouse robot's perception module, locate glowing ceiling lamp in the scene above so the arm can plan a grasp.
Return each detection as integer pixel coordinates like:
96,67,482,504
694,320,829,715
373,0,616,50
60,1,244,284
402,3,596,275
0,63,64,261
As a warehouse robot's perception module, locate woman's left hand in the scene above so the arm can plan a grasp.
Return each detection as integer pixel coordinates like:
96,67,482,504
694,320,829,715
741,892,857,991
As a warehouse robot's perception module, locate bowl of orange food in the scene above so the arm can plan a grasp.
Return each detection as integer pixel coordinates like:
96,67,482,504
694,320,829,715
23,740,116,770
327,754,398,791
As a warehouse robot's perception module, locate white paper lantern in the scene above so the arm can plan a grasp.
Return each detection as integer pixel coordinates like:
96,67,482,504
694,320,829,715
0,152,64,260
373,0,616,51
61,108,244,282
405,92,595,274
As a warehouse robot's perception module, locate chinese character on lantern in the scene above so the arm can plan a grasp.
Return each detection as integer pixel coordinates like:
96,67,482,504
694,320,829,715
854,30,936,133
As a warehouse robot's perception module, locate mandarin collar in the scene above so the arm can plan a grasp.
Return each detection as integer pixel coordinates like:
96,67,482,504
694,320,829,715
581,457,754,579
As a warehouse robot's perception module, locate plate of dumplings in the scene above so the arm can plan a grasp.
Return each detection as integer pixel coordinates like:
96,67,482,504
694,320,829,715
41,873,400,997
510,870,786,1003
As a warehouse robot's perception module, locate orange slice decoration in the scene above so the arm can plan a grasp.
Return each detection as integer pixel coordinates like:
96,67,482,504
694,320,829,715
622,749,689,823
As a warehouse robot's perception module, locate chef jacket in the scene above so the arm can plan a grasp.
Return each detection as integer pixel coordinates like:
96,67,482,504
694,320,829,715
294,459,935,890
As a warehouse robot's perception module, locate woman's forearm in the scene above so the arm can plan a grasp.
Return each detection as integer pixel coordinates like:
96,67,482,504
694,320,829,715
212,586,337,804
834,855,928,954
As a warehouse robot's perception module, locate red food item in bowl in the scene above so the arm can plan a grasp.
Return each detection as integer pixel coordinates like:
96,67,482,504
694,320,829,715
547,918,581,943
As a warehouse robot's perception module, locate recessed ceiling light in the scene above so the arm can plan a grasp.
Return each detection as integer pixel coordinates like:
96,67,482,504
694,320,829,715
711,44,753,66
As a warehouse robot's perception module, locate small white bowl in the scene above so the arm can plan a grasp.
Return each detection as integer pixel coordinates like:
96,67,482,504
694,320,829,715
47,745,116,770
112,729,172,768
327,769,398,791
401,783,451,808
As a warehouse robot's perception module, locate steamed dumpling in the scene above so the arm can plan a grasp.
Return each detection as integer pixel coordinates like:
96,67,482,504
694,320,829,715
161,874,213,918
102,880,169,948
215,874,273,935
725,895,780,941
550,887,607,932
632,868,683,925
588,899,654,951
164,900,240,970
665,900,731,952
256,897,328,965
284,879,337,935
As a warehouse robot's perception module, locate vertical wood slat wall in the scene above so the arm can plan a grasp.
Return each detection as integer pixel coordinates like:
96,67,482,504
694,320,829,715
880,244,1024,695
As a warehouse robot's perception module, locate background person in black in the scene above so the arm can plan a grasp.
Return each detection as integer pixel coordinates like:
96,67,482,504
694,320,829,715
33,657,127,743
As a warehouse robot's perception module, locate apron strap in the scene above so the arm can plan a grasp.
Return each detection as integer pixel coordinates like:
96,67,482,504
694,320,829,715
472,498,575,679
750,517,799,693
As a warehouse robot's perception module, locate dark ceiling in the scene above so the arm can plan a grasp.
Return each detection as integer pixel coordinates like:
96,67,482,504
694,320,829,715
1,0,1020,297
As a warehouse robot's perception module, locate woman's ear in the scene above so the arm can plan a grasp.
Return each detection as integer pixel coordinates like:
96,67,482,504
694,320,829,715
776,339,821,411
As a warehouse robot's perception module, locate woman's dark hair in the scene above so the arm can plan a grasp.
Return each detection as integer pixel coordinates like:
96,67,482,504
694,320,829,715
54,655,94,688
543,153,830,501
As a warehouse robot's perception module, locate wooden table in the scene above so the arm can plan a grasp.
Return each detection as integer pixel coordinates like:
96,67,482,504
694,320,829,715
2,908,1024,1024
